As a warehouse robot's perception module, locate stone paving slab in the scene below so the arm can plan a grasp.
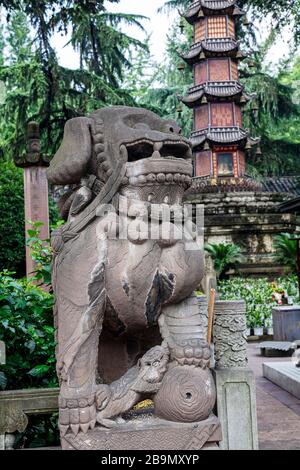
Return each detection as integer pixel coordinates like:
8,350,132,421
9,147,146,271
263,362,300,400
247,343,300,450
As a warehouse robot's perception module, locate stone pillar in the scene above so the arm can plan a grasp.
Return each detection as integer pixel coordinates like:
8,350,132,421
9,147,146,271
213,300,259,450
14,122,50,279
23,167,49,278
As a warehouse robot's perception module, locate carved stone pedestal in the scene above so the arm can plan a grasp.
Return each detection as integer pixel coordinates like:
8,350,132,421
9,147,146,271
61,414,222,451
213,300,259,450
213,369,258,450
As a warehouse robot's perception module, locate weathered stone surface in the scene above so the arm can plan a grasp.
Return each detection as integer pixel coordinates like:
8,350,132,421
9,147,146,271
197,296,208,337
0,388,59,434
263,362,300,400
213,300,248,369
154,366,216,423
62,415,222,450
213,368,259,450
184,191,300,276
0,434,4,451
95,346,169,428
24,166,49,278
259,341,296,357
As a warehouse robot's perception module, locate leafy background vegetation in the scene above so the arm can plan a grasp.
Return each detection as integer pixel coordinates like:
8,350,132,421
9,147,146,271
0,0,300,448
1,0,300,270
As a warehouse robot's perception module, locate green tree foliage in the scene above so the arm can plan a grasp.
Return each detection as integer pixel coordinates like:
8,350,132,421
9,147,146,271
0,269,58,448
0,1,147,160
273,233,298,273
162,0,300,44
0,158,60,275
0,271,56,391
147,1,300,176
0,1,146,275
204,243,245,280
126,21,193,138
239,34,300,177
0,160,25,274
217,275,299,328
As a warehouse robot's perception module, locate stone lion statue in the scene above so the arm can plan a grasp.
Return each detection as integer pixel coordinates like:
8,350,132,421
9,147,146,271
48,106,215,443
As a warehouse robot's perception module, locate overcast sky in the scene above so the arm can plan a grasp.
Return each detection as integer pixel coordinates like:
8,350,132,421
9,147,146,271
53,0,293,71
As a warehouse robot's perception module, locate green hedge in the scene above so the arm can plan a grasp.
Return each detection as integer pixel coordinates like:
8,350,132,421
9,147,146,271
0,159,60,277
0,270,59,448
0,271,57,390
0,160,25,275
217,276,299,328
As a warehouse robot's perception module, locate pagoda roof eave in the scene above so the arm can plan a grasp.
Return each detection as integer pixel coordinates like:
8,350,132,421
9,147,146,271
183,1,245,24
181,81,249,107
191,126,250,149
181,39,246,65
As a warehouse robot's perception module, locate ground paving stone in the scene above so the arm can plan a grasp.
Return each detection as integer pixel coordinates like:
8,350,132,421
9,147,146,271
248,343,300,450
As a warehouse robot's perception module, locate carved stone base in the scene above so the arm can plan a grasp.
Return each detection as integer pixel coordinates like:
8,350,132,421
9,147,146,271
61,414,222,450
213,368,259,450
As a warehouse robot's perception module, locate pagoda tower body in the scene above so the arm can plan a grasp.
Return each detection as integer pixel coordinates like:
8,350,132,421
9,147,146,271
182,0,259,191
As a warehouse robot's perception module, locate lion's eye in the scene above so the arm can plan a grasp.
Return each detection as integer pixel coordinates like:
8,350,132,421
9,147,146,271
153,361,160,367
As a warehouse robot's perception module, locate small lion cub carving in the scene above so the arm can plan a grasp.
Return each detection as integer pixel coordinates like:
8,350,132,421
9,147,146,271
95,345,169,428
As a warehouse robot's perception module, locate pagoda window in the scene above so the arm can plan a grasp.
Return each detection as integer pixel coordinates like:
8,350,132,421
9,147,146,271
230,61,239,81
217,153,234,176
194,19,206,42
207,16,227,38
208,59,230,82
194,62,208,85
227,18,235,38
194,105,209,130
234,105,243,127
211,103,234,127
206,16,235,39
195,151,212,177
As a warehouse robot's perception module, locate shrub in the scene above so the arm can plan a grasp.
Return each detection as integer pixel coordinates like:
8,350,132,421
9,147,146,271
0,159,60,277
273,233,298,273
0,271,57,390
0,160,25,275
217,276,299,328
204,242,245,280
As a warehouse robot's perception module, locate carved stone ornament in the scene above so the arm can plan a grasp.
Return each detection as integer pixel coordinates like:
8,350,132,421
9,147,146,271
48,106,219,449
213,300,248,369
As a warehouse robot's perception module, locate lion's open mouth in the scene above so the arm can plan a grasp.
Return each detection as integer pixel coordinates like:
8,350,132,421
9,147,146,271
119,139,193,204
122,139,192,162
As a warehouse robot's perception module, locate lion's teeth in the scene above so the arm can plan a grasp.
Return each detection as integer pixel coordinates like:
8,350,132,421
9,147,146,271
138,175,147,184
151,150,161,159
154,142,163,151
157,173,166,183
146,173,156,182
122,171,191,187
129,176,138,185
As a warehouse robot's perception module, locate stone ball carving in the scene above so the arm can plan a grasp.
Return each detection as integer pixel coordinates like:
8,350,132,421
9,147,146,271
154,366,216,423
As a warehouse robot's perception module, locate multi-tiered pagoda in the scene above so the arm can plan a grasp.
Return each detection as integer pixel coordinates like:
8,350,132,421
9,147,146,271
181,0,260,191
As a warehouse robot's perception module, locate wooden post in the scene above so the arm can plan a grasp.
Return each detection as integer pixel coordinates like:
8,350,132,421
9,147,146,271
207,288,216,345
14,122,50,279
